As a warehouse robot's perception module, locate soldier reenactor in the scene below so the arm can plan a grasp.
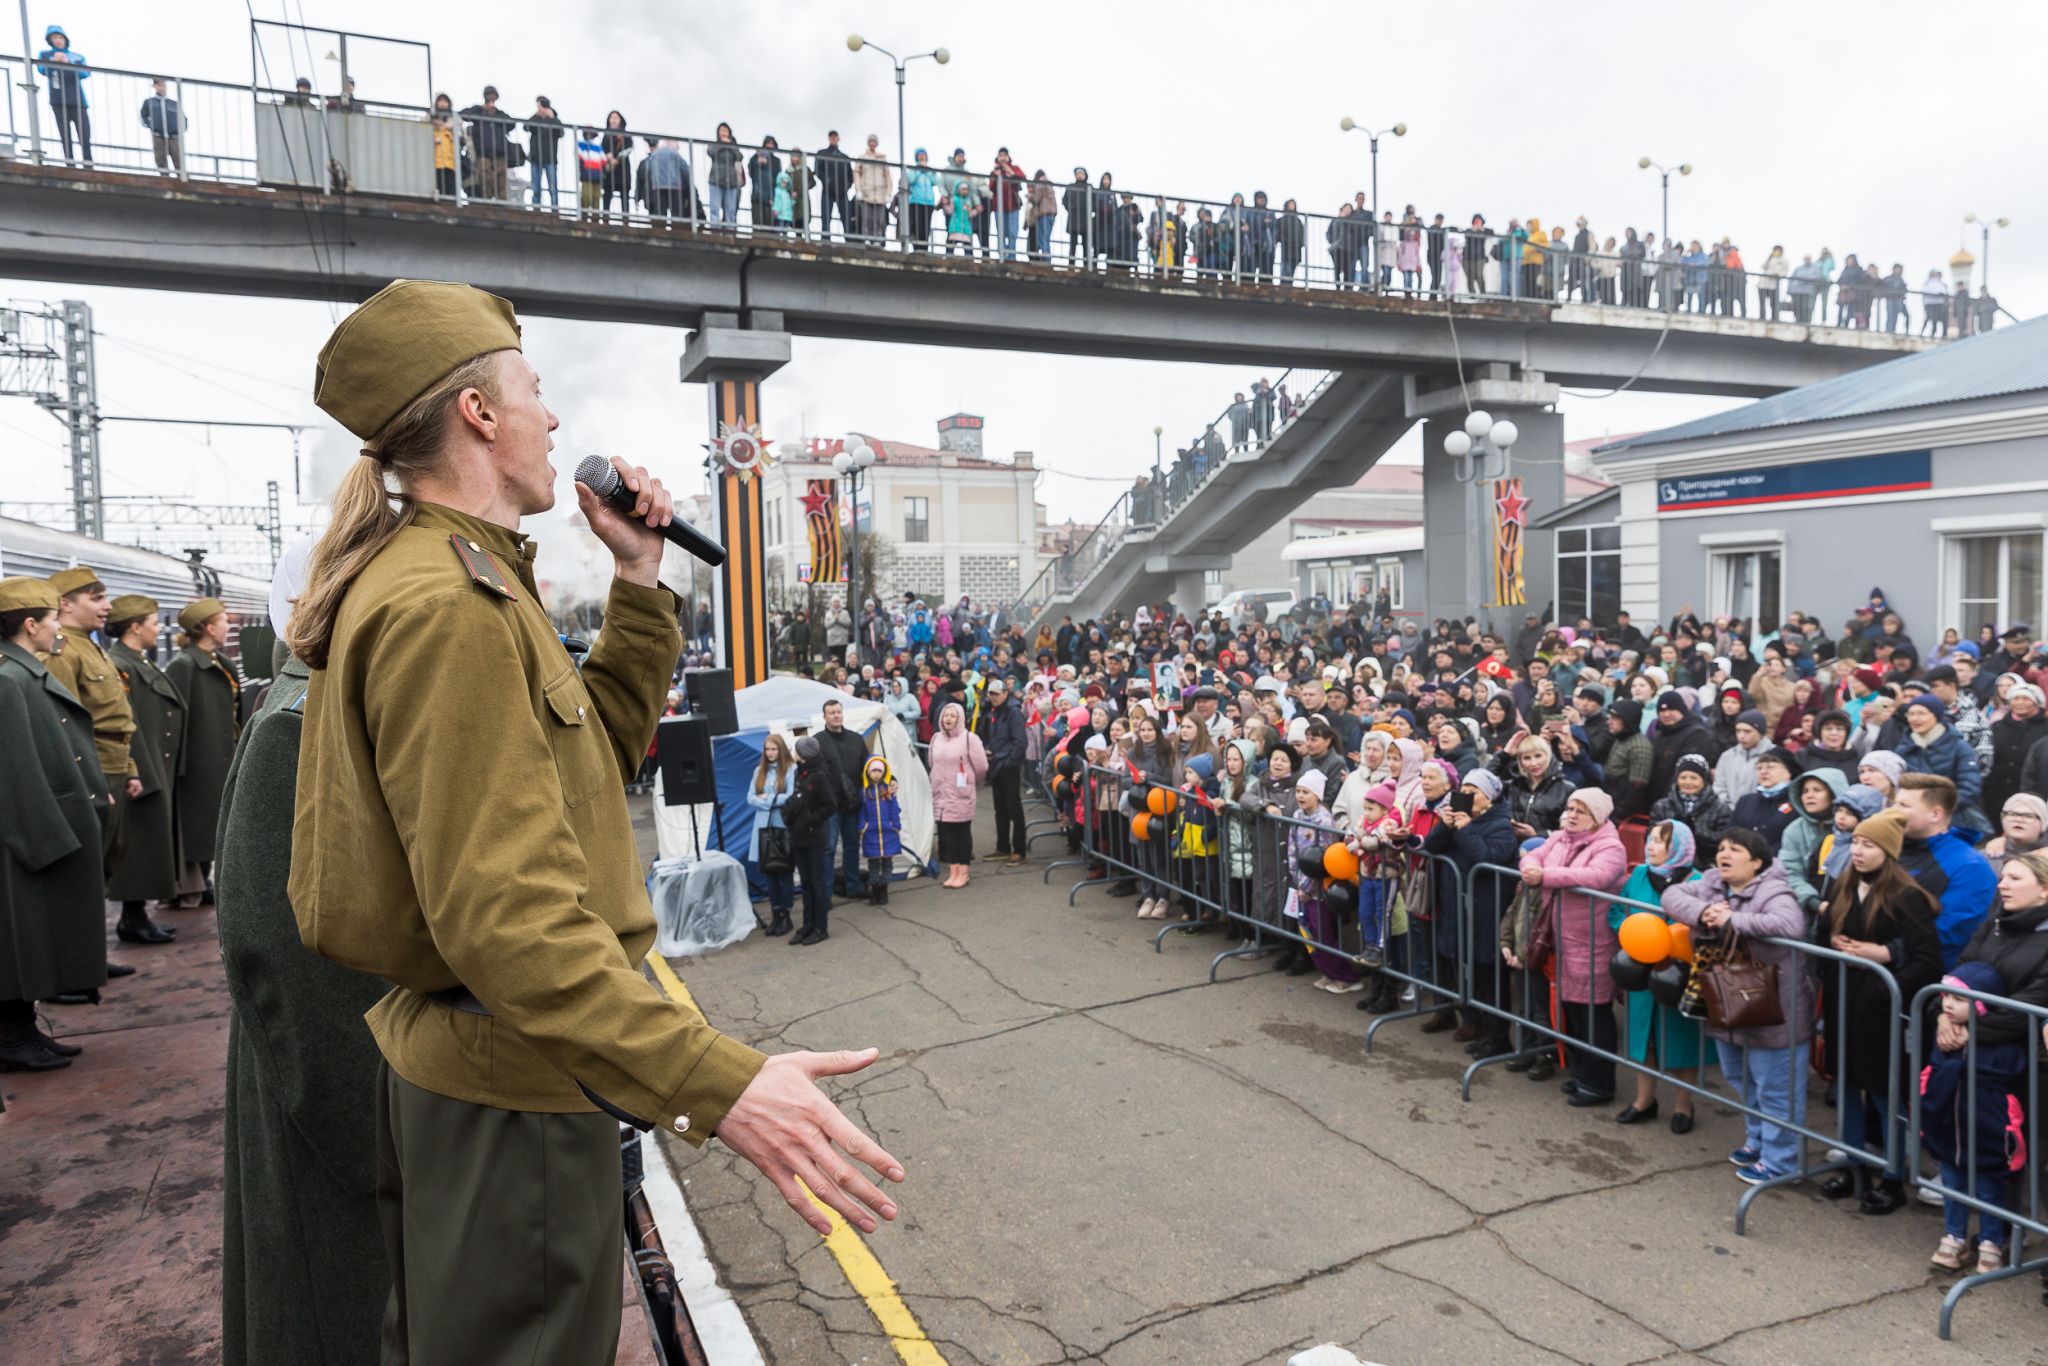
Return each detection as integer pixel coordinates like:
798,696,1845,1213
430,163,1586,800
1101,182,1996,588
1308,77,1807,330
287,279,903,1362
0,577,111,1070
105,596,186,944
166,596,238,908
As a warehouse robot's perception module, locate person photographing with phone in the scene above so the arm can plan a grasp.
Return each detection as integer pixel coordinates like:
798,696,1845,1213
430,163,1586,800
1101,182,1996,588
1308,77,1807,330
287,280,903,1365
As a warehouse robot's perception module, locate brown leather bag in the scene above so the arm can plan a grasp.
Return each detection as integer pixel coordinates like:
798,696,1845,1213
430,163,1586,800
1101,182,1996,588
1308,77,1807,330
1697,940,1784,1032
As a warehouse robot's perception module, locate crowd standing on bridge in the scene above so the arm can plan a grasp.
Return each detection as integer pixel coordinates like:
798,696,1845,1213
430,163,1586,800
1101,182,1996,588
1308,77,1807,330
20,21,2006,337
774,574,2048,1291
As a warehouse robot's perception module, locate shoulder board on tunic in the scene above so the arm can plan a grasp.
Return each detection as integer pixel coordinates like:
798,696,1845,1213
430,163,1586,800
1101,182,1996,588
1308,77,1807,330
448,533,519,601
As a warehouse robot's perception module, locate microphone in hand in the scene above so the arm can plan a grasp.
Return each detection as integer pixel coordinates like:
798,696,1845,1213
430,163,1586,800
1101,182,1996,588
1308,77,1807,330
574,455,727,568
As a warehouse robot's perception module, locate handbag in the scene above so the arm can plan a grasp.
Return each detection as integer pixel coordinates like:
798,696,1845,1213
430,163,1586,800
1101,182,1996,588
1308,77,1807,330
1697,940,1783,1032
757,824,794,876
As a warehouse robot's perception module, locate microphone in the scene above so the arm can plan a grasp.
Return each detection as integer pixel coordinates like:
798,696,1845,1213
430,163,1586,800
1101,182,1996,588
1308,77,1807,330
574,456,727,568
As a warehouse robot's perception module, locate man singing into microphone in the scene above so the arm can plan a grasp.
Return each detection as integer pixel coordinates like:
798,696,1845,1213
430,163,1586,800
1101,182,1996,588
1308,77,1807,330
287,280,903,1364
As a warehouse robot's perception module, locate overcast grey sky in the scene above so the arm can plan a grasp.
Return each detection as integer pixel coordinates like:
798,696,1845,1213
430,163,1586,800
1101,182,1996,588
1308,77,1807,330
5,0,2043,574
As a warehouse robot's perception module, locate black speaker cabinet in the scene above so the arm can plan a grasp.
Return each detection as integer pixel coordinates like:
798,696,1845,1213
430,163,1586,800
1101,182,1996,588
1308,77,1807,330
657,715,717,806
684,667,738,735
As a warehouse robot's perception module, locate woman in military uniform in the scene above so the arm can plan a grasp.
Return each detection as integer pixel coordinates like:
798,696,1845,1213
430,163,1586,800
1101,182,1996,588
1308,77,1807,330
286,279,903,1365
0,578,111,1071
166,596,238,908
105,595,185,943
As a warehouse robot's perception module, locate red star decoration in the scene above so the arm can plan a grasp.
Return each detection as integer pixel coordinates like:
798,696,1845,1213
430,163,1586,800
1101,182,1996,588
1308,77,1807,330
800,484,837,520
1494,485,1530,525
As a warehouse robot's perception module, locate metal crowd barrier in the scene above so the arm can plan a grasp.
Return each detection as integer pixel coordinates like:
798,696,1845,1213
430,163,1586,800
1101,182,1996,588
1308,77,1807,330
1903,979,2047,1339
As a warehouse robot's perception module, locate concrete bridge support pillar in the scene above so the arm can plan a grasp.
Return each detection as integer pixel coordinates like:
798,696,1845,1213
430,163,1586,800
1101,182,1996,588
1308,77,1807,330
681,312,791,687
1411,368,1565,639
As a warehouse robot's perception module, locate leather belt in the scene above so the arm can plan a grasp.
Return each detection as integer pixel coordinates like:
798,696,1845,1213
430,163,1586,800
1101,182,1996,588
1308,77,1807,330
423,984,654,1132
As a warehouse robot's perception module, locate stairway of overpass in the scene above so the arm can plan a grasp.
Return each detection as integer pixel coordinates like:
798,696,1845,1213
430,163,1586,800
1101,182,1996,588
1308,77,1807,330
1020,368,1413,627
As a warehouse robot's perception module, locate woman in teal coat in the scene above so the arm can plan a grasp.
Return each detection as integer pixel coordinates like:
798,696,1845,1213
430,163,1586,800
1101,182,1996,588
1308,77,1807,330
1610,818,1712,1132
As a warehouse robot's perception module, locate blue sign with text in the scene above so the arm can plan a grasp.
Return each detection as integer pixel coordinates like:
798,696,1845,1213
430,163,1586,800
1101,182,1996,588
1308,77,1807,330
1655,449,1931,512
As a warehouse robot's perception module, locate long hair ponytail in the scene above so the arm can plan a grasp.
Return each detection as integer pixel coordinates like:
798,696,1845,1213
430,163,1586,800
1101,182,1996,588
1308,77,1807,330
286,354,501,668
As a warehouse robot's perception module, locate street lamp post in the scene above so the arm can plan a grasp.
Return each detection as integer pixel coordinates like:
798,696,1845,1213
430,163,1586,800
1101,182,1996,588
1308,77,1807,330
833,438,877,665
1338,116,1406,223
847,34,950,245
1636,157,1693,245
1441,409,1521,627
1962,213,2011,295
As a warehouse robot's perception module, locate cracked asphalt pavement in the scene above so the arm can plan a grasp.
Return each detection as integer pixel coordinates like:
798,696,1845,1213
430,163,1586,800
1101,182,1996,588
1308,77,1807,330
642,801,2047,1365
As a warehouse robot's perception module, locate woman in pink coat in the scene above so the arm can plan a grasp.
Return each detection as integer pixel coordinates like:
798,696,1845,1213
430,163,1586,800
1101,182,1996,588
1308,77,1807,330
928,701,988,889
1520,787,1630,1105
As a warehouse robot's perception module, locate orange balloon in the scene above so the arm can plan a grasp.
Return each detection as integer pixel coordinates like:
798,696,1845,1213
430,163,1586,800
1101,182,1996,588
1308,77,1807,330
1618,912,1673,965
1131,812,1152,842
1668,922,1694,964
1322,842,1360,882
1147,787,1179,817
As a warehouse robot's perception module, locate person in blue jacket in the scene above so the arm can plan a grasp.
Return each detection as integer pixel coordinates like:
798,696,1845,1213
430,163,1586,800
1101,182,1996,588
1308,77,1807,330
36,25,92,163
1896,696,1988,831
746,733,798,938
1896,771,1998,971
859,756,902,906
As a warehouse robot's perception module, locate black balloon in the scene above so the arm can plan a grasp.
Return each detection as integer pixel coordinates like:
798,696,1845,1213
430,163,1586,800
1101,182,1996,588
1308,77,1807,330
1646,961,1690,1009
1609,947,1652,994
1058,753,1084,778
1324,879,1358,918
1296,844,1331,877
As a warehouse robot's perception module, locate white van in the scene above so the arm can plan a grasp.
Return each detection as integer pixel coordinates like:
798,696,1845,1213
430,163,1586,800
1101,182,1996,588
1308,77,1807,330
1214,587,1297,623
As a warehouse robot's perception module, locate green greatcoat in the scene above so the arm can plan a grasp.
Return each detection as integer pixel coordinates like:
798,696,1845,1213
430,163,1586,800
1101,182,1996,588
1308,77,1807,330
165,643,239,863
106,641,186,901
0,639,110,1002
217,657,388,1366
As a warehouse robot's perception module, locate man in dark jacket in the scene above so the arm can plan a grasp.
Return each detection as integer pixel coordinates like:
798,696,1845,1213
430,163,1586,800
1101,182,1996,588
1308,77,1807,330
1600,700,1654,821
1649,692,1721,802
815,131,853,240
458,86,512,200
816,699,869,899
523,96,564,207
981,679,1028,863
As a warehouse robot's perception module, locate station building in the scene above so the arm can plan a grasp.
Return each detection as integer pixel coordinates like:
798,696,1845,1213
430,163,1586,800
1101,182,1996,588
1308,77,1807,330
758,414,1045,607
1586,315,2046,637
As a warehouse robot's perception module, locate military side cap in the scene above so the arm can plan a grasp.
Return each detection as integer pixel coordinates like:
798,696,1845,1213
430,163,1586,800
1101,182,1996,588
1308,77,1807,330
47,565,102,596
0,576,60,611
109,593,159,620
178,597,227,632
315,280,522,440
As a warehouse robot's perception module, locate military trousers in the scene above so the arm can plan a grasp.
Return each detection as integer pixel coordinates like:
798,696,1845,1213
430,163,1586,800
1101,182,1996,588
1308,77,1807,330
376,1063,624,1366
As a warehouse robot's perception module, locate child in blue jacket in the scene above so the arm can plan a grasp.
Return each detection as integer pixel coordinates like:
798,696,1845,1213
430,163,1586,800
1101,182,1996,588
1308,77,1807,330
860,756,903,906
1922,961,2028,1274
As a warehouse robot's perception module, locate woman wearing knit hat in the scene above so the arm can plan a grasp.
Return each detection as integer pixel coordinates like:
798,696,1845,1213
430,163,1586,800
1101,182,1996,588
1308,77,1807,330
1812,807,1941,1214
1982,792,2047,869
1649,753,1731,870
1518,789,1629,1105
1897,694,1988,829
1856,748,1907,802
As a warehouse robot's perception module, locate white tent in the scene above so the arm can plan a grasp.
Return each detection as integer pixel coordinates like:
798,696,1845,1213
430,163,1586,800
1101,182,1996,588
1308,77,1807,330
654,674,934,879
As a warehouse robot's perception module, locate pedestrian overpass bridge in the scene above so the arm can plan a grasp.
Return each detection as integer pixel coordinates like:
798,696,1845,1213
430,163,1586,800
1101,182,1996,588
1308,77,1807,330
0,161,1940,630
0,164,1930,392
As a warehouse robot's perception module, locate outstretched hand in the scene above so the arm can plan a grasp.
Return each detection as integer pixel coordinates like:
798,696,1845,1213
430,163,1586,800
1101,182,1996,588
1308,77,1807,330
717,1048,906,1237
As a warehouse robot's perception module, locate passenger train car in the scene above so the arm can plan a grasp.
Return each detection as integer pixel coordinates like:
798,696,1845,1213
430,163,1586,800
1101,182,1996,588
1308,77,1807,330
0,515,276,680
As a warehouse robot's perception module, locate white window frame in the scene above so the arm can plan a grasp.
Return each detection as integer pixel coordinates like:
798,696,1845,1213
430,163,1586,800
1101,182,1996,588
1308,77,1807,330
1941,529,2043,636
1554,522,1622,623
1705,540,1783,626
1374,557,1405,610
903,495,930,543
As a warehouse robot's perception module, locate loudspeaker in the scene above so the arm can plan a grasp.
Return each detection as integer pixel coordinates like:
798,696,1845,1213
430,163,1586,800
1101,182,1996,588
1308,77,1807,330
657,715,717,806
684,667,738,736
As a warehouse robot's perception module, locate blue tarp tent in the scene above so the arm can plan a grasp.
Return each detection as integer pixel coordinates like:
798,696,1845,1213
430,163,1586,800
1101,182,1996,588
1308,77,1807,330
654,675,934,896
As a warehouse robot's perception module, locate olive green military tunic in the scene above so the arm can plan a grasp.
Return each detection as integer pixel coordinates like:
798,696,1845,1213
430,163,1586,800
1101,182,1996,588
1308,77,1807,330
0,639,110,1003
291,502,765,1138
106,640,187,902
166,643,239,865
44,624,136,783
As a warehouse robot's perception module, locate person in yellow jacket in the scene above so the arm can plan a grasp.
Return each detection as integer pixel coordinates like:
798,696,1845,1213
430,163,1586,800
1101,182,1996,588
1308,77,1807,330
287,279,904,1364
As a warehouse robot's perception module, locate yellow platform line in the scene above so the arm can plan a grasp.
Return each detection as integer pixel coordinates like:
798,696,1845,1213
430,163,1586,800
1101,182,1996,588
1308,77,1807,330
648,952,945,1366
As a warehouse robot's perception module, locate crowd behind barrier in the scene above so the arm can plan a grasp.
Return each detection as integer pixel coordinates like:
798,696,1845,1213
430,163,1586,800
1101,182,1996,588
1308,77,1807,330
746,575,2048,1339
10,33,2010,337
